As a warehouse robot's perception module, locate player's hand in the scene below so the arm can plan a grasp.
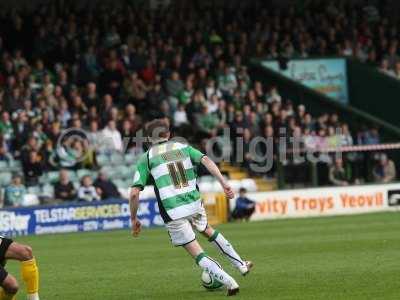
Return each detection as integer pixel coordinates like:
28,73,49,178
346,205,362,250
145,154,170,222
131,217,142,237
222,184,235,199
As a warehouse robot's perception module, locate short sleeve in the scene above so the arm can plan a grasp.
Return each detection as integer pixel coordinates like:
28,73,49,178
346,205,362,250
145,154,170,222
187,145,205,165
132,153,150,190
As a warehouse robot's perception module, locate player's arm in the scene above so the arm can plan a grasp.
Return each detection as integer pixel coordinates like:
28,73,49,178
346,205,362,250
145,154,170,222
130,154,150,237
201,156,235,199
187,145,235,199
129,187,142,237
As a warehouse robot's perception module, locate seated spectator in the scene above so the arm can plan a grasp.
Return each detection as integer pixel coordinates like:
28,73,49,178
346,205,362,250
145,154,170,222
197,105,219,136
94,170,121,200
373,154,396,183
218,66,237,96
0,145,13,162
101,119,123,152
166,71,184,98
78,175,100,202
329,158,351,186
231,188,256,221
367,128,380,145
3,174,26,207
173,104,189,127
22,150,43,186
54,169,76,201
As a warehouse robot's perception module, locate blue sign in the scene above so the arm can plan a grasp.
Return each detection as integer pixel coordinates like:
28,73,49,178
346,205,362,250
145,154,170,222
0,198,163,236
262,58,349,103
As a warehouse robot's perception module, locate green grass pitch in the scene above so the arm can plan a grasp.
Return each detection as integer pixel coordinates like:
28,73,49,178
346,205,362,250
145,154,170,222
6,212,400,299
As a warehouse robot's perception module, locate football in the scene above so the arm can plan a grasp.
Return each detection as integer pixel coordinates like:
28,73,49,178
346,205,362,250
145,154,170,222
201,271,224,290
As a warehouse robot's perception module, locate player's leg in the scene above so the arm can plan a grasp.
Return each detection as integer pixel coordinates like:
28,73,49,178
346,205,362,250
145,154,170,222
166,218,239,295
191,207,253,275
5,242,39,300
184,240,239,295
0,237,17,299
0,272,18,300
203,224,252,275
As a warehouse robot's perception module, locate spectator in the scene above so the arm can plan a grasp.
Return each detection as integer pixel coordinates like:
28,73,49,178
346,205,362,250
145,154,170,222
358,127,380,145
379,59,395,77
0,111,14,147
166,71,184,98
231,188,256,221
101,119,123,152
0,145,13,162
22,150,43,186
373,154,396,183
329,158,351,186
197,105,219,136
54,169,76,201
218,66,237,96
93,170,121,200
3,174,26,207
173,104,189,127
78,175,100,202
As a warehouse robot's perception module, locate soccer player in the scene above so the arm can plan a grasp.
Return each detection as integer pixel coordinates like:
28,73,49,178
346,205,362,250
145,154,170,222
0,237,40,300
129,119,253,296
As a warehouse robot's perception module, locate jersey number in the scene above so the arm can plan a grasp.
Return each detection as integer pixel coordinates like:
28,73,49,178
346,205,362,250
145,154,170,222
167,161,188,189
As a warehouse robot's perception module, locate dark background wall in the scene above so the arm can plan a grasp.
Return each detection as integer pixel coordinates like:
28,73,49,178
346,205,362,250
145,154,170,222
347,59,400,129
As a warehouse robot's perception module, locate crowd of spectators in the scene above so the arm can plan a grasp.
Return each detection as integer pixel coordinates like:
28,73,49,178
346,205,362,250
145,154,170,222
0,0,398,207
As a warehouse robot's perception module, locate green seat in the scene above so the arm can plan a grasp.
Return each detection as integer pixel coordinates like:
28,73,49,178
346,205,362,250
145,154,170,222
110,153,124,165
41,184,54,197
77,169,93,179
27,186,41,195
123,179,133,189
0,161,8,171
112,179,125,188
39,174,51,185
73,182,80,190
96,154,110,167
199,175,214,183
47,171,60,183
115,165,133,179
100,166,118,178
0,172,12,186
8,160,22,170
124,153,137,164
67,170,78,181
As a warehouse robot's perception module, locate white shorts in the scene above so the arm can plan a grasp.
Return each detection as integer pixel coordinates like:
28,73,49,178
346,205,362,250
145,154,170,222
165,206,208,246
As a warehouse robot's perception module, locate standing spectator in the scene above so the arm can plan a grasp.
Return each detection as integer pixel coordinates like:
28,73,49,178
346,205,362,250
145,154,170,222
373,154,396,183
22,150,43,186
231,188,256,221
329,158,350,186
54,169,76,201
78,175,100,202
3,174,26,207
94,170,121,200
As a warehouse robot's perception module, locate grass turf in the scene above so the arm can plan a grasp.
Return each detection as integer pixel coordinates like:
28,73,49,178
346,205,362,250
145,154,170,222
6,212,400,300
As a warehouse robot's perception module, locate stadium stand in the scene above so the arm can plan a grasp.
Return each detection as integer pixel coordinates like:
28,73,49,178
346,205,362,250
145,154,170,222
0,0,398,207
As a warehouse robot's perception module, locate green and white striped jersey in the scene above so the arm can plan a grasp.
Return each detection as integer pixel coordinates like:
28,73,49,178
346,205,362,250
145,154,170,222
132,141,205,222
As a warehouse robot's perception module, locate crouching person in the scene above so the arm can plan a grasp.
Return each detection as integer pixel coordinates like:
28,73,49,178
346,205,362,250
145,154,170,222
231,188,256,221
0,236,40,300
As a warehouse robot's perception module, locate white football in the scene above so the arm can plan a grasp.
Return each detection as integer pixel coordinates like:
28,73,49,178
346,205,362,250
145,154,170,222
201,270,224,290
